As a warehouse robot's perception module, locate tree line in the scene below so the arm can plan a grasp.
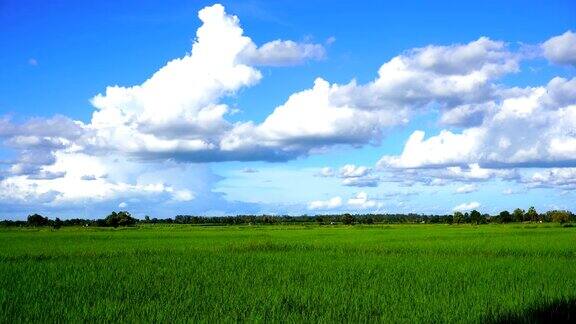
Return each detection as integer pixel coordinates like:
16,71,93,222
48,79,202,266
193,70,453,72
0,207,573,228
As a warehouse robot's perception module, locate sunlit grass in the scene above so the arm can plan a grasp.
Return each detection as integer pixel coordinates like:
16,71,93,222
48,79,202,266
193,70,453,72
1,224,575,322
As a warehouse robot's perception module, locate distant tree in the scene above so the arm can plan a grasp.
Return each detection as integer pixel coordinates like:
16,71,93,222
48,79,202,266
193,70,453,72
547,210,572,223
513,208,525,222
27,214,49,227
453,211,465,224
342,214,355,225
104,211,137,227
470,210,483,225
315,216,324,225
499,210,512,223
52,217,63,229
526,206,539,222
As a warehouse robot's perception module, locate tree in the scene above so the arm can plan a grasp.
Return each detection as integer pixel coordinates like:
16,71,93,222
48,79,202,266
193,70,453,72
526,206,539,222
513,208,525,222
547,210,572,223
470,210,483,225
27,214,49,227
342,214,355,225
104,211,137,227
52,217,63,229
499,210,512,223
453,211,464,224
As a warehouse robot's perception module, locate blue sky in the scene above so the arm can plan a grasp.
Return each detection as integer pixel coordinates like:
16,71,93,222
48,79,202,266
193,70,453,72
1,0,575,219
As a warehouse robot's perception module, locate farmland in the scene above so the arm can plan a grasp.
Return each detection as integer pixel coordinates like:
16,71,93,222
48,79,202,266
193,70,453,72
1,224,576,322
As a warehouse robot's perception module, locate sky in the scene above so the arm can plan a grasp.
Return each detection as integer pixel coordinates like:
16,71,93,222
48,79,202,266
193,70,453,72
1,0,575,219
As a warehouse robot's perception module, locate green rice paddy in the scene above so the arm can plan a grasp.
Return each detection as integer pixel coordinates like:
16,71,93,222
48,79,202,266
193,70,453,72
1,224,575,322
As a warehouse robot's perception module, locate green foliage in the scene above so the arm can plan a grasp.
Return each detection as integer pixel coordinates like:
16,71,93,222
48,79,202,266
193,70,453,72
341,214,355,225
526,207,539,222
52,218,63,229
513,208,525,222
499,210,512,223
26,214,49,227
470,210,484,224
1,225,575,322
104,211,137,227
546,210,573,223
452,211,464,224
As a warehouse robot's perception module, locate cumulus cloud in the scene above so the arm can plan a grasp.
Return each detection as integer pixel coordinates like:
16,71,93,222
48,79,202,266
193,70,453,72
1,6,573,213
542,31,576,66
339,164,371,178
241,40,325,66
308,196,342,210
453,201,481,211
315,164,380,187
347,192,381,209
439,102,496,127
379,77,576,169
3,11,526,170
455,184,478,194
338,165,379,187
28,171,67,180
171,189,195,202
379,163,518,188
523,168,576,190
316,167,335,177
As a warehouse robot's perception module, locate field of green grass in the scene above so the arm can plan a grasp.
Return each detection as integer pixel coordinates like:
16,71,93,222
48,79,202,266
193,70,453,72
1,224,575,322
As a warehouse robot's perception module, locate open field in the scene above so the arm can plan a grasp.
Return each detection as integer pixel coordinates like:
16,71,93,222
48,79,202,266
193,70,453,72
1,224,576,322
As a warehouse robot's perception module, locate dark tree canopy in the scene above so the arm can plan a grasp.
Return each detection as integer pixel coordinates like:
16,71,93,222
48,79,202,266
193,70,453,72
27,214,49,227
104,211,137,227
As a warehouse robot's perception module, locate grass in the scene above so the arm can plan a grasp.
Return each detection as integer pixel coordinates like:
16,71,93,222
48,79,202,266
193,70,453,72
1,224,575,322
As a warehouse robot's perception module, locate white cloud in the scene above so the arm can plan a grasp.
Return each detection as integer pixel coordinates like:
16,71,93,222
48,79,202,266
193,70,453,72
502,188,524,195
337,164,379,187
455,184,478,194
216,36,520,161
2,8,573,213
171,189,195,202
347,192,381,209
378,163,518,189
542,31,576,66
308,196,342,210
241,40,325,66
379,77,576,169
316,167,335,177
341,176,379,187
339,164,371,178
524,168,576,190
118,202,128,208
453,201,481,211
0,150,201,207
439,102,496,127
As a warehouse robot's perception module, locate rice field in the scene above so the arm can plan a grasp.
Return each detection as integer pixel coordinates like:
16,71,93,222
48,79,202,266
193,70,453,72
1,224,575,322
